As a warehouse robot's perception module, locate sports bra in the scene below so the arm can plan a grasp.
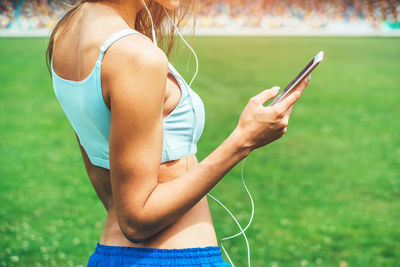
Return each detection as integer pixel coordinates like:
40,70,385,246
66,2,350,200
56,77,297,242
51,28,205,169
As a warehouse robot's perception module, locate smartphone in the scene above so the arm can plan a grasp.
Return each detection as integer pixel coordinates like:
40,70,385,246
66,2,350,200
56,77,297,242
268,51,324,107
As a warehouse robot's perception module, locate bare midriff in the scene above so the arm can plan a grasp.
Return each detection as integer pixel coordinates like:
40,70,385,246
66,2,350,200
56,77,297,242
80,150,219,249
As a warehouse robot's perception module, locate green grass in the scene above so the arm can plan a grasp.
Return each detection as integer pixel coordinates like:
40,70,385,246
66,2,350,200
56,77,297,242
0,36,399,266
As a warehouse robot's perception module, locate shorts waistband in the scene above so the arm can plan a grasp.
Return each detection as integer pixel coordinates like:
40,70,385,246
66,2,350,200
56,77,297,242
92,243,225,265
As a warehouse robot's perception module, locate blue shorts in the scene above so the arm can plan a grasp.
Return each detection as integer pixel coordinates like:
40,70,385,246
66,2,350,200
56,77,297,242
87,243,231,266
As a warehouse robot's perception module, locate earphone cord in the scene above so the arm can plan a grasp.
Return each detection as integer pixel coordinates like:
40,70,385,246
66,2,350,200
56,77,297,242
208,157,254,267
162,7,198,87
160,5,255,267
141,0,157,45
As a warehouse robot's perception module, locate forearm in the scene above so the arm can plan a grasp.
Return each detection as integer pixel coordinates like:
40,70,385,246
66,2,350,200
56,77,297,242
140,129,250,236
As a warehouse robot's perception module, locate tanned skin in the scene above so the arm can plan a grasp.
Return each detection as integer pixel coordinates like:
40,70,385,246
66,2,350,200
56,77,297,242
51,0,309,248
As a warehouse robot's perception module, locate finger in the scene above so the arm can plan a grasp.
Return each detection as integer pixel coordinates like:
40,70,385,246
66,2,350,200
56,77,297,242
275,90,301,113
301,78,309,90
292,77,309,95
284,105,293,118
276,76,309,111
250,86,280,105
287,76,309,100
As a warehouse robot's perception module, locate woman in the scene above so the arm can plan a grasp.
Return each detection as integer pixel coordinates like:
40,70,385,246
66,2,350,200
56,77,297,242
47,0,309,266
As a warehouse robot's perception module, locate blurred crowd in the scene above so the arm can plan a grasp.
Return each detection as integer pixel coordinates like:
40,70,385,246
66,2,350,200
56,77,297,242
197,0,400,29
0,0,66,30
0,0,15,29
1,0,399,30
14,0,66,30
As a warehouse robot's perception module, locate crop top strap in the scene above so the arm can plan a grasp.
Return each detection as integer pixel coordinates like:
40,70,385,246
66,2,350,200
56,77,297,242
96,28,152,64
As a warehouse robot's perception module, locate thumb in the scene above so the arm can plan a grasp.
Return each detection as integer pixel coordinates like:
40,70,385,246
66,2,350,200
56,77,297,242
251,86,280,105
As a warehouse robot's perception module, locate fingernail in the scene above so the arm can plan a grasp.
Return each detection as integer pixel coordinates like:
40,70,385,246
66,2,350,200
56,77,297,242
273,86,280,93
307,74,311,81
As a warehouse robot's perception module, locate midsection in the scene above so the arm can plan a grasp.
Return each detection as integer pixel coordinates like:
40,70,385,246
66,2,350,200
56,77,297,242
81,76,218,248
82,151,218,249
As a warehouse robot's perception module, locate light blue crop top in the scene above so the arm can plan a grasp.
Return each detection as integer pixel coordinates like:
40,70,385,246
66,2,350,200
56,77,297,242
51,28,205,169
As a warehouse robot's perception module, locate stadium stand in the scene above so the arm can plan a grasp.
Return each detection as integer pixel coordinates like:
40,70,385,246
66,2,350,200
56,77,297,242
5,0,66,30
0,0,399,35
197,0,400,33
0,0,15,29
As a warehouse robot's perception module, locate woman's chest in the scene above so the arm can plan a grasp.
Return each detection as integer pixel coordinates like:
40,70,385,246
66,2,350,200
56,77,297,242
162,72,182,119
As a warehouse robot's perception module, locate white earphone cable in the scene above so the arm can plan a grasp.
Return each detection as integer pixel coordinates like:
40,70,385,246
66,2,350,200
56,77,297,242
163,10,255,267
160,5,255,267
162,7,198,87
140,0,157,45
222,157,255,241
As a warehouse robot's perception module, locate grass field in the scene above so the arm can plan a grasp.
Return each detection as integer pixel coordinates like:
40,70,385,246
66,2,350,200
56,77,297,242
0,36,399,267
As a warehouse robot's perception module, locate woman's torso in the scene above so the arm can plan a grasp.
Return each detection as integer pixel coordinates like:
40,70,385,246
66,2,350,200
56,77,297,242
51,2,218,249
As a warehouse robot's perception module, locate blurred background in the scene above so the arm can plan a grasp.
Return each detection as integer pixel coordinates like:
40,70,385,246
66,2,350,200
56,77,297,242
0,0,399,267
1,0,400,35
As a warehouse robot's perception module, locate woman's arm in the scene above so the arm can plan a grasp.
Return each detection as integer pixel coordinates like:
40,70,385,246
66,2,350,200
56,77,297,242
103,35,308,243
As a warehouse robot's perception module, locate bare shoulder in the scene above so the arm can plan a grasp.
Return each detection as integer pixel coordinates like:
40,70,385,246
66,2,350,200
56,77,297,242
102,33,169,77
99,32,169,108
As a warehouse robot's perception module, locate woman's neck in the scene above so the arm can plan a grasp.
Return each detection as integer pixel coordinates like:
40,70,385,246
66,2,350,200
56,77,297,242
82,0,140,29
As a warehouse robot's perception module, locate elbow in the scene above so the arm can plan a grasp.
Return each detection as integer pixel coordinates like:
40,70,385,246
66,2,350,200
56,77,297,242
122,227,152,244
119,218,157,244
122,228,149,244
116,199,163,243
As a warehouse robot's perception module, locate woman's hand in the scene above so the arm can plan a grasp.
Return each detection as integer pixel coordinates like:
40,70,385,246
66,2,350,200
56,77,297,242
234,78,309,151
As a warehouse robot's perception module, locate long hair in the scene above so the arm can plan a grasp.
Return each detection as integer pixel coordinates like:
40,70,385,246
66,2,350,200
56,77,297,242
46,0,197,72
